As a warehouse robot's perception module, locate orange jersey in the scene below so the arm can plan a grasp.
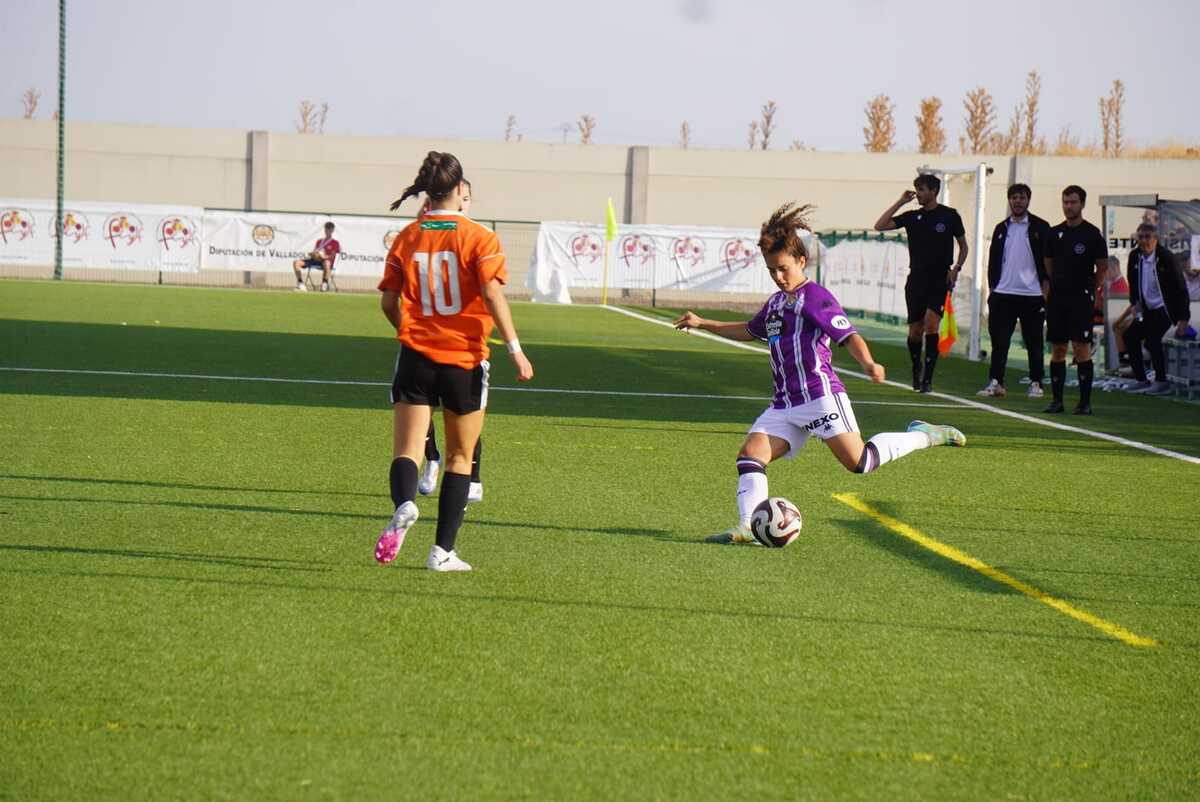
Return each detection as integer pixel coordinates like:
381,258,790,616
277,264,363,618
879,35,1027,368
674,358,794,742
378,211,508,369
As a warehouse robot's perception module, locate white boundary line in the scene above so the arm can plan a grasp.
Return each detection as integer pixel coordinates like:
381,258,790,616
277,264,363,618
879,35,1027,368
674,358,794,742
0,366,958,408
601,304,1200,466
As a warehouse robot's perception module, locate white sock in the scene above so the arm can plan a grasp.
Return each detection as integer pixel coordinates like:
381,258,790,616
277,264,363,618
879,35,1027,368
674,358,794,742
866,431,931,468
736,468,768,527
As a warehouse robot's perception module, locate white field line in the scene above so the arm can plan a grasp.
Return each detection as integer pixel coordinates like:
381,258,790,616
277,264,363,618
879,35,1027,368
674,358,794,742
600,304,1200,466
0,366,958,408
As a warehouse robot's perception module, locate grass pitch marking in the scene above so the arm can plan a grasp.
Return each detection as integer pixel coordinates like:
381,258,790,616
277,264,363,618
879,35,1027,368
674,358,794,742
601,304,1200,466
0,367,959,408
831,492,1159,649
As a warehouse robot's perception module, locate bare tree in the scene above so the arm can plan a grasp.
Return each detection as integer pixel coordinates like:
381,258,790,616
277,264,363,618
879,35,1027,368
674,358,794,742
21,87,40,119
679,120,691,149
862,94,895,153
993,103,1022,155
747,120,759,150
317,102,328,134
789,140,812,152
960,87,996,154
759,100,777,150
296,100,317,134
1099,96,1114,157
1021,70,1042,154
915,97,946,154
1109,79,1125,157
504,114,517,142
577,114,596,144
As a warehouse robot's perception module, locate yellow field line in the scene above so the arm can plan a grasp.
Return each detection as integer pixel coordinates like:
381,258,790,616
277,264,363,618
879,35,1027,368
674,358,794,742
831,493,1158,649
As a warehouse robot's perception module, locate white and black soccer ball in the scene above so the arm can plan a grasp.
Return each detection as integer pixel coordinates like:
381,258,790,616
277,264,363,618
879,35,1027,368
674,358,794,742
750,497,803,548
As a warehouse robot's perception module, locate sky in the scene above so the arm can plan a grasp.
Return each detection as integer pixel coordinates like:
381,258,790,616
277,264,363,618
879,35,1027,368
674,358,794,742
3,0,1198,152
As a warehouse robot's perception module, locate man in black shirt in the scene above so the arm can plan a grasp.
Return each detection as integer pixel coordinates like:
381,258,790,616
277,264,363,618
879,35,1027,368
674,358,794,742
1044,185,1108,414
875,174,968,392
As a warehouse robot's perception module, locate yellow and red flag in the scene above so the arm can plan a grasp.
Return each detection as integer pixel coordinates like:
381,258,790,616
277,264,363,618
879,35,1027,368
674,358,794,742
938,291,958,355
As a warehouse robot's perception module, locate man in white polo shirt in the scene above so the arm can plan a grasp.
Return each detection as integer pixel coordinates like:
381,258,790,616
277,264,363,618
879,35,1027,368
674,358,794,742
978,184,1053,398
1125,222,1191,395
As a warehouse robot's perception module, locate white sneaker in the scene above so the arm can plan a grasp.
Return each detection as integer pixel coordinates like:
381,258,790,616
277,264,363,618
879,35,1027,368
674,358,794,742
294,282,307,292
427,545,472,572
976,379,1006,398
1027,382,1044,399
417,460,440,496
320,281,329,292
467,482,483,503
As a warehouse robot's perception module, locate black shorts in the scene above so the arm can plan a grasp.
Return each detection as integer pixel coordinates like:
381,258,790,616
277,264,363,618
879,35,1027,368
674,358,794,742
390,346,489,414
1046,292,1095,344
905,269,949,323
302,257,326,269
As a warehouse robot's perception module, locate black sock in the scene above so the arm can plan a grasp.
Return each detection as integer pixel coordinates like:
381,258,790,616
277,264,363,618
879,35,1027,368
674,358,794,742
424,421,440,462
923,334,939,383
907,337,922,381
435,472,471,552
1050,361,1066,403
389,457,418,509
1077,360,1094,406
470,439,482,483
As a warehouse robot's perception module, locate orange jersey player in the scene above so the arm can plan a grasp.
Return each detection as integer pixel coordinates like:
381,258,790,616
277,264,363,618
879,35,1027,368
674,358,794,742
373,151,533,572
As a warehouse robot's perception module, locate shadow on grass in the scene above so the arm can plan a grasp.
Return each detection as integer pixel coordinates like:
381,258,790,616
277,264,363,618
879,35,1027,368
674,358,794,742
0,473,378,499
0,543,328,572
832,499,1017,597
0,493,677,542
0,566,1138,648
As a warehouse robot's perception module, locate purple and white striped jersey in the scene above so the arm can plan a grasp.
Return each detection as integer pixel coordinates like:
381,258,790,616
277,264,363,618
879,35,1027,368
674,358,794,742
746,281,858,409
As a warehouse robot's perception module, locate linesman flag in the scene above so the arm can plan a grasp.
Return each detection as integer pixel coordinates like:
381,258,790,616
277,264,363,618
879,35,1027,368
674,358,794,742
938,291,958,355
605,197,618,242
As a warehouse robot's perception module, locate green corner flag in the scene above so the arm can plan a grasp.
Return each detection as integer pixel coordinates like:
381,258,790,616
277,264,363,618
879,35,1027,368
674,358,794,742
605,197,617,242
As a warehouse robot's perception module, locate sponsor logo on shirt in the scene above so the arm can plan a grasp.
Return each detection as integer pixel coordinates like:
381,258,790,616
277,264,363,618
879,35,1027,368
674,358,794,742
420,220,457,230
766,314,784,343
831,315,851,330
805,412,841,432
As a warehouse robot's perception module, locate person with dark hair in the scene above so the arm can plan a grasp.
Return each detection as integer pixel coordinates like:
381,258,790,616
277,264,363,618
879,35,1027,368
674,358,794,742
977,184,1052,398
1044,185,1107,414
874,173,968,392
375,152,533,572
292,221,340,292
674,202,965,545
1125,222,1191,395
417,178,485,502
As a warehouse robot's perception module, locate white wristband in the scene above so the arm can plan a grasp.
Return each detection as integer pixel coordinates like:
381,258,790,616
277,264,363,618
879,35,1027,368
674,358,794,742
506,338,522,354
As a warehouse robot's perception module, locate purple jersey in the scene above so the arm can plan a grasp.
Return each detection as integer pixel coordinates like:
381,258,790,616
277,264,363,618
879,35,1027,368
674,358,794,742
746,282,857,408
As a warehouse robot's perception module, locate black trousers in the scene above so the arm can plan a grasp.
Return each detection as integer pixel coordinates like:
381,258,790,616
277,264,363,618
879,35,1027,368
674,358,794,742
987,292,1045,384
1126,306,1172,381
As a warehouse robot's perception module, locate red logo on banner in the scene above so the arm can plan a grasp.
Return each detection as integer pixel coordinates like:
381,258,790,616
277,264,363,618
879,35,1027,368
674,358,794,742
0,209,35,243
670,236,705,270
721,238,758,271
157,216,197,251
52,211,89,243
569,231,602,266
619,233,655,268
104,213,143,249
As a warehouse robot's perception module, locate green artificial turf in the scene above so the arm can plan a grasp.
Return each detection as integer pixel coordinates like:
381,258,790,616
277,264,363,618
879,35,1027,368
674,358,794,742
1,280,1197,801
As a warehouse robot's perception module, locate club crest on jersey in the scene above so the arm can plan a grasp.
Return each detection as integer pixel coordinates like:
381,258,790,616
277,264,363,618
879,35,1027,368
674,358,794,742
805,412,841,432
1073,242,1086,255
831,315,851,330
784,294,797,309
935,223,946,233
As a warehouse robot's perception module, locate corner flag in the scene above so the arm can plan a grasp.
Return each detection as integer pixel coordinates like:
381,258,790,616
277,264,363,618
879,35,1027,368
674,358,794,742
938,291,958,355
605,197,617,242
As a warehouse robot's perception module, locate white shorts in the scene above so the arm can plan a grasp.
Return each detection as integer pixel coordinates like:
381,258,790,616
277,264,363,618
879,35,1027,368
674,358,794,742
748,392,859,459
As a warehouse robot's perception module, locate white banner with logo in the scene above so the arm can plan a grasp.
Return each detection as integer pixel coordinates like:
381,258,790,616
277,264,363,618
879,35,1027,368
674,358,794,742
201,210,423,277
0,198,202,271
818,237,911,320
528,221,794,303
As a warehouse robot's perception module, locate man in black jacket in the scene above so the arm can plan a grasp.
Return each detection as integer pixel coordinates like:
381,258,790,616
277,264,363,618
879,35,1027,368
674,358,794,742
977,184,1052,399
1125,222,1192,395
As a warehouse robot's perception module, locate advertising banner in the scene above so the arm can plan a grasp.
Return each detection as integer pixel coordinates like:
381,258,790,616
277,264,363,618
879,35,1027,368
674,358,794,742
0,198,202,271
201,210,422,277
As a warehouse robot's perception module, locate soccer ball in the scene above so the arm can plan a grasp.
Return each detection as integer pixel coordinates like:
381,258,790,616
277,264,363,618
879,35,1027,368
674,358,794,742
750,497,803,548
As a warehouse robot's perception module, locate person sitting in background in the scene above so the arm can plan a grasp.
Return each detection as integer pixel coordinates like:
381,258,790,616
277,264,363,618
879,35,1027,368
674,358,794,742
1125,222,1191,395
292,221,340,292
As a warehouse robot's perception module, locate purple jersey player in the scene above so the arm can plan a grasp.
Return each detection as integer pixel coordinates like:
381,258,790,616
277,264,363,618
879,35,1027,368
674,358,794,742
673,202,966,545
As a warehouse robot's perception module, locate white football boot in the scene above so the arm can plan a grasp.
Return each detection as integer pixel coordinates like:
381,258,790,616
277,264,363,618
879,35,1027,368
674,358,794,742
427,545,472,572
417,460,440,496
467,482,483,503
